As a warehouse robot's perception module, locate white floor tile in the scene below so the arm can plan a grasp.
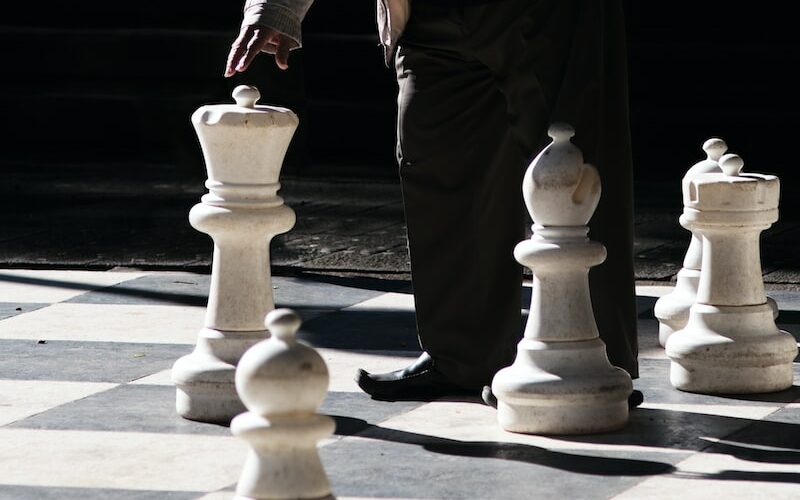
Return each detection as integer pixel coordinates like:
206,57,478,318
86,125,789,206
344,292,414,311
0,303,205,344
198,494,418,500
129,369,174,386
0,380,117,425
635,285,675,298
375,401,686,455
0,270,145,303
640,403,781,420
614,452,800,499
194,492,235,500
0,429,246,491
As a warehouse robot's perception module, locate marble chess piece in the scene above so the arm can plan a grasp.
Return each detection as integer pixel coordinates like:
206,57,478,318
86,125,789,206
172,85,298,423
655,139,778,347
232,309,335,500
666,154,797,393
491,123,633,434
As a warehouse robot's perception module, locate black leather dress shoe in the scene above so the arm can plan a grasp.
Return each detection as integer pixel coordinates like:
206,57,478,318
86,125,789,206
356,352,473,401
628,389,644,409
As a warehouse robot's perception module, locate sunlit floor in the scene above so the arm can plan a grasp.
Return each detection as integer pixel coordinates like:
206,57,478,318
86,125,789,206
0,269,798,499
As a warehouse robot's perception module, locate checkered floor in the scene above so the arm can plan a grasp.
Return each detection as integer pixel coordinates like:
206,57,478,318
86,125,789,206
0,269,798,499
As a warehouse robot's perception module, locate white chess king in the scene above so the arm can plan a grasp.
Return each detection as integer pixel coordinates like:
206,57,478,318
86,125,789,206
491,123,633,434
172,85,298,423
665,153,797,393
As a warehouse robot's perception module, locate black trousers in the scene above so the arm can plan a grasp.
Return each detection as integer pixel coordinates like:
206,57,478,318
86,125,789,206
395,0,638,389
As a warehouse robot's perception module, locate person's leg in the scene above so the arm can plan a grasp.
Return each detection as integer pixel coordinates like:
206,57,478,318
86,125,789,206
357,2,525,398
466,0,639,379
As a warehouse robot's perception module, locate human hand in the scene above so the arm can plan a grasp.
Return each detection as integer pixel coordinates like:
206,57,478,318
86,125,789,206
225,25,293,77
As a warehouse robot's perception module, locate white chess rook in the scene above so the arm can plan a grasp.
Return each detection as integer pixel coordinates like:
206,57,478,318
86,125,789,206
172,85,298,423
666,154,797,394
655,139,778,347
232,309,335,500
492,123,633,434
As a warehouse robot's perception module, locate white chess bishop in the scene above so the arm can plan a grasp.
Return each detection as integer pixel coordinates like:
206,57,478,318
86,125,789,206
665,154,797,393
491,123,633,434
172,85,298,423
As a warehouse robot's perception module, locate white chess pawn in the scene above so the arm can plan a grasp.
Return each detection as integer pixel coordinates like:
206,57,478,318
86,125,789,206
232,309,335,500
655,139,778,347
666,154,797,393
654,138,727,346
172,85,298,423
491,123,633,434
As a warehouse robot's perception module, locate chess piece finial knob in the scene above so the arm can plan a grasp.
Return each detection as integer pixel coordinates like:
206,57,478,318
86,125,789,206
266,308,301,343
233,84,261,108
548,122,575,143
702,138,728,162
719,153,744,177
685,137,727,179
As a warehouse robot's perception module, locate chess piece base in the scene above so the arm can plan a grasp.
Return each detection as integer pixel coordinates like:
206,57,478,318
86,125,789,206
172,355,244,424
669,361,794,395
496,400,629,435
232,412,335,499
493,339,632,435
666,303,797,394
172,328,267,424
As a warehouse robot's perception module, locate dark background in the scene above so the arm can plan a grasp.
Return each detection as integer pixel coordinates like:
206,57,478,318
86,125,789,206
3,1,800,187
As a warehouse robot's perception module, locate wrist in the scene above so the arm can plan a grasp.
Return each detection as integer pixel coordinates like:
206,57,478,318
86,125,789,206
243,3,303,48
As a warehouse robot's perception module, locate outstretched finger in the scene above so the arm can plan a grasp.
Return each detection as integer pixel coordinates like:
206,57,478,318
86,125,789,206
275,37,291,70
237,28,276,73
224,27,252,77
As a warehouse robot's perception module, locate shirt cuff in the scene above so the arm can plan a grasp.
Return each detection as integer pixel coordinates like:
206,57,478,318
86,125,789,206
242,2,303,49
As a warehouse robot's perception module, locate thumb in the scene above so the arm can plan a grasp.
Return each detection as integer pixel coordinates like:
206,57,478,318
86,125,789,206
275,37,291,70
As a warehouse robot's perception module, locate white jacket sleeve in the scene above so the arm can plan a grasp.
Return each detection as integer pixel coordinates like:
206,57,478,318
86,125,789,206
242,0,315,49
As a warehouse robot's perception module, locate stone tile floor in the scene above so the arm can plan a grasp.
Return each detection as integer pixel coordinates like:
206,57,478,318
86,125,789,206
2,173,800,497
0,269,798,499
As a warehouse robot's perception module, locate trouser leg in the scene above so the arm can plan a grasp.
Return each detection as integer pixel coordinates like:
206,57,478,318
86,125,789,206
395,0,638,389
464,0,639,378
396,6,524,390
